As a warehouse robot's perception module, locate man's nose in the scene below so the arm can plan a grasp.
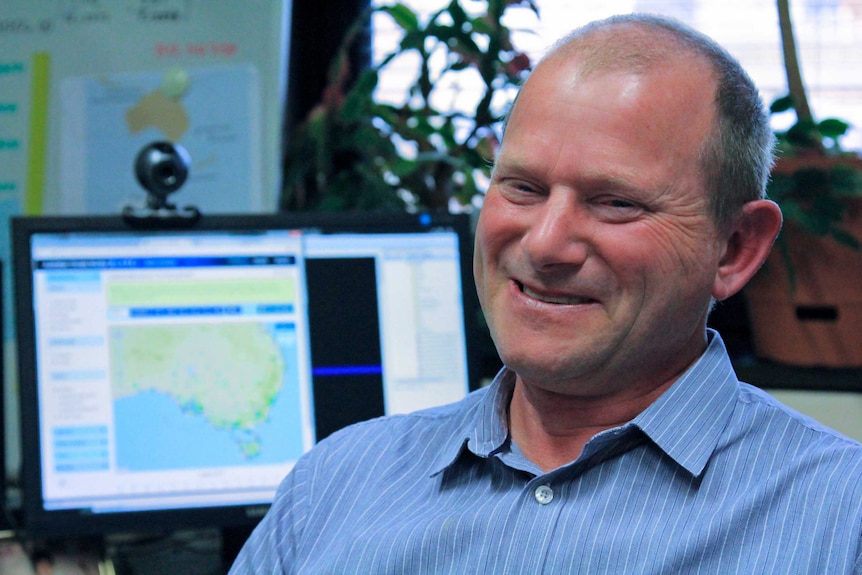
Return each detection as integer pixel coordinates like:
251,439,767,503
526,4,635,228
521,191,591,271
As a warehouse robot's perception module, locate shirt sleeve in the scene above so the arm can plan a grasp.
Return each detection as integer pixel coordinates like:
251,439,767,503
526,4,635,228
227,459,309,575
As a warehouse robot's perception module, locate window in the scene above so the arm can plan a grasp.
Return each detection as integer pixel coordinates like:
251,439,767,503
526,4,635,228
372,0,862,150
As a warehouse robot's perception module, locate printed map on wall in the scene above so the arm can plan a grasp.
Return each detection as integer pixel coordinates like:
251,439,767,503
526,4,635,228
59,65,261,214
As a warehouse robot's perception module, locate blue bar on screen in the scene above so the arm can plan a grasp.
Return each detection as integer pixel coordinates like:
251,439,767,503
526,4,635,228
312,365,383,377
129,306,243,317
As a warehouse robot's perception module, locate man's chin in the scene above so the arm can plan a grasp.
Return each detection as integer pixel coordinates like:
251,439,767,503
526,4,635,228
502,352,602,389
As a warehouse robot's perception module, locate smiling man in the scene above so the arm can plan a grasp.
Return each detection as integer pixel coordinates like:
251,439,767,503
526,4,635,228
230,14,862,574
473,19,777,473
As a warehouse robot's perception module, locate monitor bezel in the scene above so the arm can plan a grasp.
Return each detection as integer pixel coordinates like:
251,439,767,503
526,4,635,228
11,210,482,539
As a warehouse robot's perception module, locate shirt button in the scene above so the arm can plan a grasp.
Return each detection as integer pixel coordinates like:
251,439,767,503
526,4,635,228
534,485,554,505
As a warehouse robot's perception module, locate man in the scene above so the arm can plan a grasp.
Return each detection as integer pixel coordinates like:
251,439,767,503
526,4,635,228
230,14,862,574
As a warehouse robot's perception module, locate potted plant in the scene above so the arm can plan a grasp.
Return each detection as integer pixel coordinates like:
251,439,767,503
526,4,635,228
280,0,536,212
743,0,862,367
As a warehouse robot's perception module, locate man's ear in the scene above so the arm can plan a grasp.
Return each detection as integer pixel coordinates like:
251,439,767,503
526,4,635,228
712,199,783,302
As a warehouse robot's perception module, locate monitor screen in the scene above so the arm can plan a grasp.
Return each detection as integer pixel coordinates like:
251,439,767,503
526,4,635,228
11,211,480,538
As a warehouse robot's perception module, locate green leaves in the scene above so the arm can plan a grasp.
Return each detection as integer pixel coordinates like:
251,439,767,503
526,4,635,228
769,94,795,114
378,3,419,32
767,93,861,259
771,93,854,154
769,165,861,244
819,117,850,140
281,0,533,212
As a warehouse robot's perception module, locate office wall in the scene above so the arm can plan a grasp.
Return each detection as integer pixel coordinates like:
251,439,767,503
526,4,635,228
769,390,862,442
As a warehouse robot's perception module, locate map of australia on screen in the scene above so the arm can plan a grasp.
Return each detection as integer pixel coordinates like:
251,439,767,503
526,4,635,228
111,321,305,472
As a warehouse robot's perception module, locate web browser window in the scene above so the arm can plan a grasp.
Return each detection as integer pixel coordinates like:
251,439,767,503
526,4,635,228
30,230,311,512
22,219,473,520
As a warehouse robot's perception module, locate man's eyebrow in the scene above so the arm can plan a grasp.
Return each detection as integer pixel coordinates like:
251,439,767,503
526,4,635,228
493,161,645,192
493,150,674,199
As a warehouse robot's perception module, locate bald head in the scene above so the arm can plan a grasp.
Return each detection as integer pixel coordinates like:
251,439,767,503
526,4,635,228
546,15,709,77
505,14,774,232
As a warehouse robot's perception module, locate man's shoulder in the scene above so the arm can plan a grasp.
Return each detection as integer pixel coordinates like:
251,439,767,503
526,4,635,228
734,381,862,464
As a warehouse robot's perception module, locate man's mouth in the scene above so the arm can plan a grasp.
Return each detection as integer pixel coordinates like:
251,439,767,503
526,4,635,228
519,282,595,305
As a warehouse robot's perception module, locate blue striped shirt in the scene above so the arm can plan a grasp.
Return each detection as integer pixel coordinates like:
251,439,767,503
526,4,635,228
229,331,862,574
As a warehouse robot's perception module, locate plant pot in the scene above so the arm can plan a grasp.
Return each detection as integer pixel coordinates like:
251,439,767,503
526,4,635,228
744,198,862,367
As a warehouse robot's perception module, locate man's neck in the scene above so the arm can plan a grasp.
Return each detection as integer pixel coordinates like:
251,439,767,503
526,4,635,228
508,375,676,473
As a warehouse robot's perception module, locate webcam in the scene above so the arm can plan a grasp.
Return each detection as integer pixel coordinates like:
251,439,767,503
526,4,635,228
134,141,190,209
123,141,200,227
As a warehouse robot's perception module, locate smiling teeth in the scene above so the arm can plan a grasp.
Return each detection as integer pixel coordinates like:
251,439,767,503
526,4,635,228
522,285,591,305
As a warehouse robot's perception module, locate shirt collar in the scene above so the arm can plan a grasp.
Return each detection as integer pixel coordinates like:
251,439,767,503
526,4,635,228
630,329,739,477
428,369,513,476
435,329,739,478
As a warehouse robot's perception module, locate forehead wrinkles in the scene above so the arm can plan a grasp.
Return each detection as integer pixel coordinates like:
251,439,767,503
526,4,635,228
504,62,712,169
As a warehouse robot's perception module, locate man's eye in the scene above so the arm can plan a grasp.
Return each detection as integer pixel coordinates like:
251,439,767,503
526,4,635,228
496,179,542,199
592,196,645,221
595,195,642,209
606,198,637,209
499,179,536,192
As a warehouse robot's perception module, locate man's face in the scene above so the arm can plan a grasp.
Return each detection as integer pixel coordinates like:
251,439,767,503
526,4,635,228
474,55,727,397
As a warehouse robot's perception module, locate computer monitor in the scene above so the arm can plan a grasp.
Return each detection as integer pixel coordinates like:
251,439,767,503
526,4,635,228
11,211,481,539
